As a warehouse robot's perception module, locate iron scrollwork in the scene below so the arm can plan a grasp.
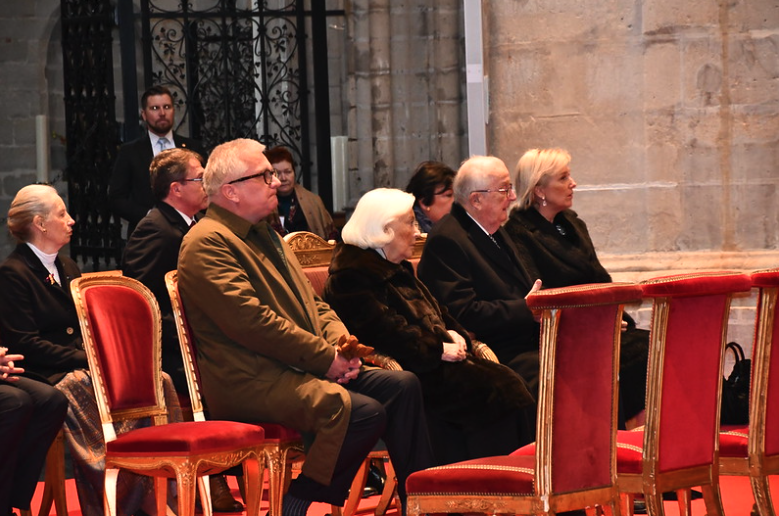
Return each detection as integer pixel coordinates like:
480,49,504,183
141,0,305,163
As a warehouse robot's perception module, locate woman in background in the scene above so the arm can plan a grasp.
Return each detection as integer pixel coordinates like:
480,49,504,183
265,145,339,241
0,184,180,516
504,148,648,423
325,188,536,464
405,161,456,233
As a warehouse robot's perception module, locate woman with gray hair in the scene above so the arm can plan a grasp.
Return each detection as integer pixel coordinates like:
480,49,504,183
325,188,536,465
0,184,182,516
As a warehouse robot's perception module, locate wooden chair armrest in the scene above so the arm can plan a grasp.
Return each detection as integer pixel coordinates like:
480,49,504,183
364,352,403,371
472,340,500,363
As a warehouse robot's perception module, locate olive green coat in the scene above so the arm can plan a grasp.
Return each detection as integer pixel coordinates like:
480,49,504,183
178,203,350,485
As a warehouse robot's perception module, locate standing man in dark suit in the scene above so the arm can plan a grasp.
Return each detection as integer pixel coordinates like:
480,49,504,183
110,85,207,237
122,148,243,513
417,155,543,396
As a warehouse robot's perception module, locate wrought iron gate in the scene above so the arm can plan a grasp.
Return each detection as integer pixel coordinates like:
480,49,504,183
62,0,341,269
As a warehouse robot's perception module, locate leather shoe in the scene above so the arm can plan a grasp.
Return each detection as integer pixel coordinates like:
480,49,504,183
209,475,244,513
362,463,385,498
633,499,647,514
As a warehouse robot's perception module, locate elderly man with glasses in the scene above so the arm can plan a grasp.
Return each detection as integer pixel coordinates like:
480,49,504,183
417,155,544,398
177,138,434,516
121,148,245,511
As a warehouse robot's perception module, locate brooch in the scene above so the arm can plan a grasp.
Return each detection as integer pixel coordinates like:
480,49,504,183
46,273,56,285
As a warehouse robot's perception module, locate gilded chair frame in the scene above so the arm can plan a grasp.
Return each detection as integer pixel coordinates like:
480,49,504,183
406,282,643,516
165,270,305,516
71,273,264,516
616,271,753,516
718,269,779,516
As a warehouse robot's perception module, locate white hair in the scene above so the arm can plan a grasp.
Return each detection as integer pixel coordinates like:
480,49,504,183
342,188,415,249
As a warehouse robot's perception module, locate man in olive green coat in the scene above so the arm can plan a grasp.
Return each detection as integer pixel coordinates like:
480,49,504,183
177,138,433,516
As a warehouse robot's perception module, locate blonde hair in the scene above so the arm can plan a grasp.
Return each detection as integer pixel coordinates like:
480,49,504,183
514,148,571,209
204,138,266,197
342,188,415,249
7,184,60,243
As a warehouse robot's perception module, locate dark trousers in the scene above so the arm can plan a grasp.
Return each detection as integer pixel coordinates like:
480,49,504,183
288,369,434,510
0,376,68,512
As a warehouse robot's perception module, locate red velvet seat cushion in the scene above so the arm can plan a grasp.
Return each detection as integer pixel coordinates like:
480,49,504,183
107,421,265,457
719,426,749,458
615,429,644,474
406,455,535,495
256,423,302,442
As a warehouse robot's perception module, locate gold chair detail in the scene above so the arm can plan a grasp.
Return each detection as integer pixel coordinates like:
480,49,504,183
406,282,643,516
70,273,266,516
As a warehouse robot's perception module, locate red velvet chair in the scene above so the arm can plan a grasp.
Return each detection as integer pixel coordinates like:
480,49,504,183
165,270,306,516
405,282,643,516
615,271,752,516
717,268,779,516
70,274,266,516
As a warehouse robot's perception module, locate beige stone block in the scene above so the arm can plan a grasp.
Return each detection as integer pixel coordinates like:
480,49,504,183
643,41,681,110
646,142,682,183
641,0,719,35
677,184,726,249
490,0,636,43
680,37,725,108
730,183,779,250
728,34,779,106
572,188,649,253
728,1,779,32
646,186,684,252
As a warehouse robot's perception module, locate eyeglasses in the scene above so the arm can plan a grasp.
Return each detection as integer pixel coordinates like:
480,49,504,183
180,177,203,183
227,169,278,186
472,184,515,196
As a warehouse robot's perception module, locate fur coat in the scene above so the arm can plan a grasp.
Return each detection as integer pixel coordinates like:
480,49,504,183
324,243,535,428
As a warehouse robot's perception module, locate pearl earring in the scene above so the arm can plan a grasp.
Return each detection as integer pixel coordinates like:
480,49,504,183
542,198,547,207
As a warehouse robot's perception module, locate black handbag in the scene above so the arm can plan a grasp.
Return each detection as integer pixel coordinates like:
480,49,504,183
720,341,751,425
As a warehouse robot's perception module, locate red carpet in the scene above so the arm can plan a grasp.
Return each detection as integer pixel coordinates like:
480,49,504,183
30,473,778,515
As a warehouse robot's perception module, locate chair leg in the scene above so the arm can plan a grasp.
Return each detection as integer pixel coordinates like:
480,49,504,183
375,457,397,516
104,468,120,516
156,477,170,516
242,455,264,516
675,488,692,516
750,474,776,516
265,446,292,516
198,476,213,516
701,483,724,516
37,429,67,516
175,471,197,516
339,457,371,516
645,490,665,516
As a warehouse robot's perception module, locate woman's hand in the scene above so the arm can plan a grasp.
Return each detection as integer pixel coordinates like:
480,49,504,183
442,331,467,362
0,347,24,382
525,279,543,322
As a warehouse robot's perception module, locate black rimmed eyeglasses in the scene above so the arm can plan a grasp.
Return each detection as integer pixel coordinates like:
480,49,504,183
227,169,278,186
180,177,204,183
471,184,515,196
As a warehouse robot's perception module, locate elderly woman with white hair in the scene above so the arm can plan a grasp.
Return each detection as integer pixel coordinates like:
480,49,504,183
324,188,536,465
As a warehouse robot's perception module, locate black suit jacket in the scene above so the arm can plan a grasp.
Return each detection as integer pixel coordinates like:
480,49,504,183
122,201,192,392
417,203,541,388
0,244,86,384
109,132,206,234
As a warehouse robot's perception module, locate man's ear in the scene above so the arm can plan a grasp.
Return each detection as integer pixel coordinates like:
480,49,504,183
221,183,239,203
468,191,481,210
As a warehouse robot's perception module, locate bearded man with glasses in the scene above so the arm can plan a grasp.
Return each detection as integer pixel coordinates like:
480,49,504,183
178,138,434,516
417,155,545,399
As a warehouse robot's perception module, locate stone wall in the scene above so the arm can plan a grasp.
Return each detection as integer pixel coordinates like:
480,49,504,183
0,0,67,258
485,0,779,275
